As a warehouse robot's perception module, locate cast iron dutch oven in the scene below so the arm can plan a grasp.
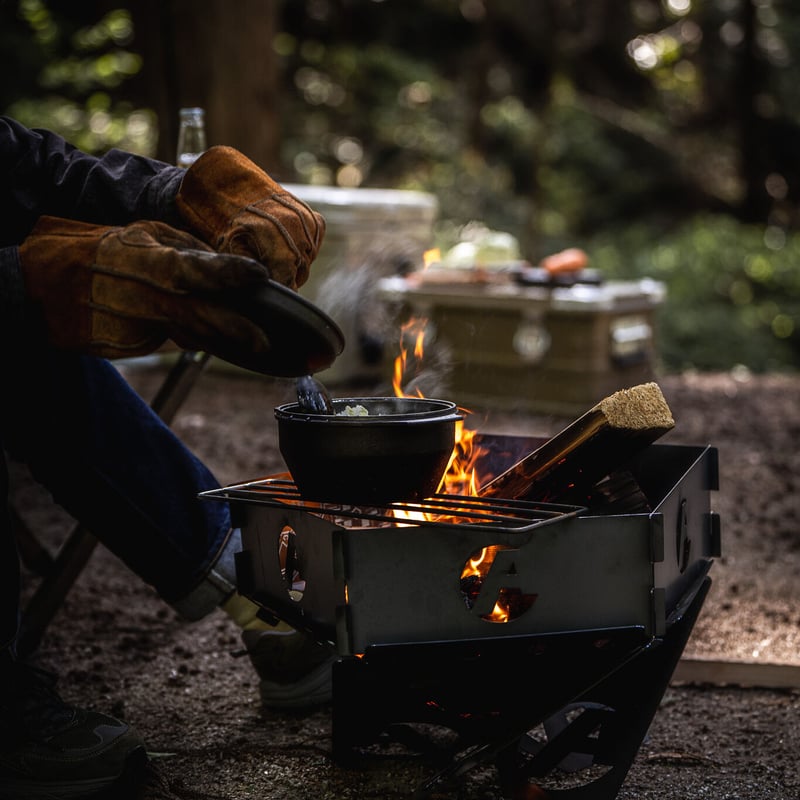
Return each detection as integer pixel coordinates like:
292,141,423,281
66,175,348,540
275,397,462,505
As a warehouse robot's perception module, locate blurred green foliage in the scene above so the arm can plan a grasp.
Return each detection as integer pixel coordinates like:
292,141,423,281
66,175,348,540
588,215,799,371
272,0,799,372
2,0,798,372
1,0,156,154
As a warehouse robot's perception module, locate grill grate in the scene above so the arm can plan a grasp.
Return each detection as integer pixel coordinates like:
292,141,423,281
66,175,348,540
202,477,586,531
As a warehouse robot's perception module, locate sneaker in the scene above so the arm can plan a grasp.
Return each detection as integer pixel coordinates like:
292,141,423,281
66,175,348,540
0,661,146,799
242,627,337,710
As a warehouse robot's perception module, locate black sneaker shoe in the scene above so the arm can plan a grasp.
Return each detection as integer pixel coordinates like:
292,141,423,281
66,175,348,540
242,627,337,710
0,661,146,799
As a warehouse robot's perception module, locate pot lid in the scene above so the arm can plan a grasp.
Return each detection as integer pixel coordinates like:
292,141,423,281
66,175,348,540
220,279,345,376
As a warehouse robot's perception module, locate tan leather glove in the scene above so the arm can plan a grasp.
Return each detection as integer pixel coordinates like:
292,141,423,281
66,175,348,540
175,146,324,291
18,215,275,367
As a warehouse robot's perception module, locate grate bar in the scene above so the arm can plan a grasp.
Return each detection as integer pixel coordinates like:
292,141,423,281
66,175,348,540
201,478,585,532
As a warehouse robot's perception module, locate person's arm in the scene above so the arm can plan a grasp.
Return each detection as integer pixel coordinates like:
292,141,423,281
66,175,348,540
0,117,326,360
0,245,26,346
0,116,184,347
0,116,183,246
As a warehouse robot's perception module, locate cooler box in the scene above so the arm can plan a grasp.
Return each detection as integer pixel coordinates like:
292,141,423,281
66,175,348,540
378,276,666,415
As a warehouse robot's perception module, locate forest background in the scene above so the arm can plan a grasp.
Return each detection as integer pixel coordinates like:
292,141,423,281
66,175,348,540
1,0,798,373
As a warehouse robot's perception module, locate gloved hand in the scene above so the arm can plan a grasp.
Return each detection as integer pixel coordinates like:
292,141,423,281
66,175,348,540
18,215,276,366
175,146,325,291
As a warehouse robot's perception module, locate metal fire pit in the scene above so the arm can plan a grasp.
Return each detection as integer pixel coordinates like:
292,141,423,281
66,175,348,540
201,434,720,799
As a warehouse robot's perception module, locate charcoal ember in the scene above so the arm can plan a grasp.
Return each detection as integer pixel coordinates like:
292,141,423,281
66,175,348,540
460,574,483,609
495,587,538,619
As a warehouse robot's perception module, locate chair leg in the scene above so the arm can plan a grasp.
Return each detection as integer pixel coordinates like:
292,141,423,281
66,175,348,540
149,351,212,424
10,504,56,577
17,524,98,658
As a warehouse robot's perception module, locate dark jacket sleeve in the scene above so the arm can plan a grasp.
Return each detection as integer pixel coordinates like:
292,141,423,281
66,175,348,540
0,116,185,342
0,115,184,247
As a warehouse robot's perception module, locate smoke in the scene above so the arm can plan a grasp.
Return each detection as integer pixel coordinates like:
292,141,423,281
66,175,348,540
313,239,451,387
392,320,454,399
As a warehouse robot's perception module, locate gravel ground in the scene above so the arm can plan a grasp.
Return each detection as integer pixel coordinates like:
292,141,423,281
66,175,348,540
12,365,800,799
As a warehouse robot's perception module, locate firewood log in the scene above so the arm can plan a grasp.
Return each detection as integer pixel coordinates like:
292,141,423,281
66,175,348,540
478,382,675,503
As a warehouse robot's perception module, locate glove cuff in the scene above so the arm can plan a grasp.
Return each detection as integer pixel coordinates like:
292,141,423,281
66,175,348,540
18,217,107,351
175,145,282,247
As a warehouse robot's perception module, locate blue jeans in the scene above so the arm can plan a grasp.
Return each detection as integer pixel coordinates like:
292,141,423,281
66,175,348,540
0,347,233,650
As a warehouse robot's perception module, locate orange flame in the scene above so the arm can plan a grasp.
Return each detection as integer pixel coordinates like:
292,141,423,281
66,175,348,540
423,247,441,269
459,545,514,622
462,545,495,577
392,318,427,398
391,316,519,623
391,316,488,498
487,600,510,623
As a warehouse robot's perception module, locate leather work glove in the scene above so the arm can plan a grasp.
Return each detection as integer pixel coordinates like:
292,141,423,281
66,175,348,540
175,146,325,291
18,215,276,367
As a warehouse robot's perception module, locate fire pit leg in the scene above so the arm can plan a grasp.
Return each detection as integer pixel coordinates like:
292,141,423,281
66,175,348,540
331,654,468,769
331,656,385,766
493,576,712,800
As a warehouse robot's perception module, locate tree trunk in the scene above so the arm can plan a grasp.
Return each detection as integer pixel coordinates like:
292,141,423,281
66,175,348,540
130,0,282,172
736,0,766,221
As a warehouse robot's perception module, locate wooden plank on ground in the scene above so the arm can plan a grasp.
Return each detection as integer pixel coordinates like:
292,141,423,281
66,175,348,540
673,657,800,690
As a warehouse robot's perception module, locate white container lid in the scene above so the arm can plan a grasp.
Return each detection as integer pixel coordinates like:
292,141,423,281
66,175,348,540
283,183,439,226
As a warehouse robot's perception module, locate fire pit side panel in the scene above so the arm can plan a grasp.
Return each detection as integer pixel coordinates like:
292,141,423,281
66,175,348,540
339,517,660,654
646,444,721,612
234,504,344,644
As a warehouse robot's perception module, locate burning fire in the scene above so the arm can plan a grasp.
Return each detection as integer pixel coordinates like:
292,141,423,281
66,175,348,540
392,318,427,399
423,247,441,268
459,544,537,623
391,315,485,497
460,546,510,622
391,277,527,624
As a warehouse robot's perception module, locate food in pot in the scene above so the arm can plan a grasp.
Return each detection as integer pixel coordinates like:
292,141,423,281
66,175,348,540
337,404,369,416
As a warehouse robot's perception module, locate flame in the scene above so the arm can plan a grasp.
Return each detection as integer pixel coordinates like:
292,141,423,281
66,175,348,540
392,318,427,398
462,545,496,577
443,420,482,496
487,600,510,623
391,316,487,498
390,313,524,624
423,247,441,269
459,545,515,622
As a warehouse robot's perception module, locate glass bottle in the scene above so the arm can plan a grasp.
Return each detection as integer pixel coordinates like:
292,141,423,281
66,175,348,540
176,107,207,168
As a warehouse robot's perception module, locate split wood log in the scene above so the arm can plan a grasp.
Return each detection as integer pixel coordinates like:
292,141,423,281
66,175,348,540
478,382,675,502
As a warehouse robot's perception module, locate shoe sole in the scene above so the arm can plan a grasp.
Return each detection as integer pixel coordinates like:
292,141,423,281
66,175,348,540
259,656,336,710
0,745,147,800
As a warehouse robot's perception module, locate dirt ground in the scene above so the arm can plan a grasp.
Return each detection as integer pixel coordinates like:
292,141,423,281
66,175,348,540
11,365,800,799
